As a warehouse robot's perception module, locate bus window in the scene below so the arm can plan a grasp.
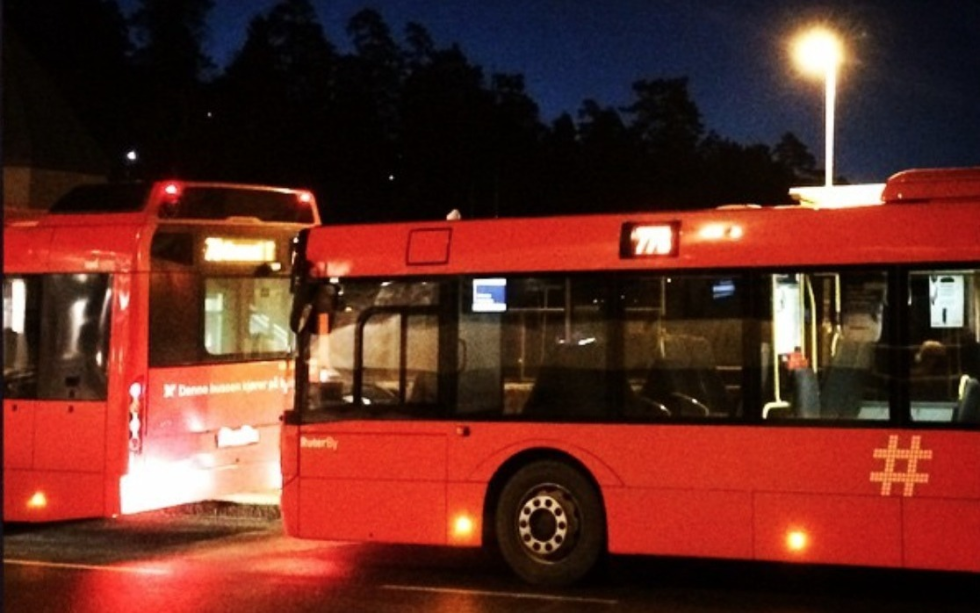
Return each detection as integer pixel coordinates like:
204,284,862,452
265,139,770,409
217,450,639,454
907,269,980,424
622,275,746,419
149,270,201,366
4,274,114,401
39,274,112,401
766,271,889,421
3,276,41,399
303,280,441,417
150,274,292,366
502,276,611,420
204,277,292,358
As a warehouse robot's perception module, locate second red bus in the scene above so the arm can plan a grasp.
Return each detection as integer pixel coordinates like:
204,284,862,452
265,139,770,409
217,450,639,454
282,167,980,585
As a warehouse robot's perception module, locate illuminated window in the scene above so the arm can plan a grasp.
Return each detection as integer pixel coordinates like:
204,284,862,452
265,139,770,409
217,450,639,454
150,275,292,366
204,277,292,358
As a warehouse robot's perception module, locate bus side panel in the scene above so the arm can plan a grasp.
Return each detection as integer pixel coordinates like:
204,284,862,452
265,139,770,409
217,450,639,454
34,401,107,473
297,477,447,544
754,493,903,567
446,481,486,546
294,425,448,544
3,469,105,522
900,432,980,572
2,227,54,273
904,498,980,572
280,423,300,535
11,400,109,520
3,400,35,469
605,488,753,558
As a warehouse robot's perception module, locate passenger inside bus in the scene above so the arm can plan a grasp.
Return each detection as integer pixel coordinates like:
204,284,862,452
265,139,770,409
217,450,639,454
911,340,952,400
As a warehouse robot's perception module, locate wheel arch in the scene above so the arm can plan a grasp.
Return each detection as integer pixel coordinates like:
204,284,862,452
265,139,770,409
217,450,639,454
480,447,607,546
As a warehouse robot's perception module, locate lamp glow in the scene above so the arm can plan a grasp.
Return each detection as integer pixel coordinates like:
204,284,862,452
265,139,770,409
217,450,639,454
792,27,844,187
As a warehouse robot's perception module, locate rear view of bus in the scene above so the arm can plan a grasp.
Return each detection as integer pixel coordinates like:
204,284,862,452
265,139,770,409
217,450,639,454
3,180,318,522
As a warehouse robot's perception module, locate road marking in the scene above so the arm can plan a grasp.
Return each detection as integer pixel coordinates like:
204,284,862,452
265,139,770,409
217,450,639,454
3,558,169,576
382,584,618,605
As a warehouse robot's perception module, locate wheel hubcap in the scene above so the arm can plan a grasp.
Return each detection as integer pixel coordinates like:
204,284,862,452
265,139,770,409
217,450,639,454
517,488,577,559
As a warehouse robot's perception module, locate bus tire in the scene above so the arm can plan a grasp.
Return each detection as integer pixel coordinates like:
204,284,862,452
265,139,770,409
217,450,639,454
495,461,605,587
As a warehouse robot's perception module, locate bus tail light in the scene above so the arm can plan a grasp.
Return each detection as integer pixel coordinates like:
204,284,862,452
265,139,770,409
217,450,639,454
128,379,145,453
158,181,184,217
162,181,182,198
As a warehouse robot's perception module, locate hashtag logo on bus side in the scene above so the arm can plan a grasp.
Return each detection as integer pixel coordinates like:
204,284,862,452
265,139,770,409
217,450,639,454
869,435,932,497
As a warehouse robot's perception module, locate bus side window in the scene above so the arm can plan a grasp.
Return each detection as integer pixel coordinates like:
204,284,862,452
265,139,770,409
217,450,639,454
768,271,889,421
908,269,980,424
36,274,112,401
3,276,41,399
623,275,743,420
305,280,441,418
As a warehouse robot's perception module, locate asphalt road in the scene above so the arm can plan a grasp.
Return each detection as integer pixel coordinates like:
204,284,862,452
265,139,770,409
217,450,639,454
4,503,978,613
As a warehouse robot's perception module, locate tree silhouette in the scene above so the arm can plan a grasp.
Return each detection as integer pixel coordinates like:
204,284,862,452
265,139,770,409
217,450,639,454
5,0,131,166
4,1,824,220
211,0,336,186
128,0,215,177
774,131,821,185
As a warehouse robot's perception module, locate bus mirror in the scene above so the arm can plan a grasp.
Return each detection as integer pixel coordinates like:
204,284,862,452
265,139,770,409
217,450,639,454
290,285,336,334
312,285,337,314
291,303,314,335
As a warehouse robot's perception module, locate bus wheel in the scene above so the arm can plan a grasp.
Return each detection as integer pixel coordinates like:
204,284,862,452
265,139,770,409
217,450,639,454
495,461,605,587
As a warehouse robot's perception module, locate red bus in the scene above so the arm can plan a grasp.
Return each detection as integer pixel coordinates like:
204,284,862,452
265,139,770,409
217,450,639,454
3,180,318,522
282,167,980,586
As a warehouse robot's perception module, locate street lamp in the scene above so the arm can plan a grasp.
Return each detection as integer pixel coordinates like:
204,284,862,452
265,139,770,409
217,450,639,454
793,27,843,186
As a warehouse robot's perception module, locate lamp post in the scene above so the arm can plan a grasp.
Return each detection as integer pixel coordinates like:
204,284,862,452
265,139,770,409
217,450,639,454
793,27,843,186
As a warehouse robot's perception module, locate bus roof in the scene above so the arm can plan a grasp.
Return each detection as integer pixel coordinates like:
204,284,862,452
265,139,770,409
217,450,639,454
44,180,319,224
302,167,980,279
3,180,319,274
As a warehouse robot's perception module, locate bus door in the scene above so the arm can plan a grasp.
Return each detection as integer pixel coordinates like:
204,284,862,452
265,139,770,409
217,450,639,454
291,280,450,544
901,268,980,571
3,274,113,521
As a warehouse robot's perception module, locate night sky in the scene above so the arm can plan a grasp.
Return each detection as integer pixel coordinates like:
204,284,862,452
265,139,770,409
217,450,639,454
126,0,980,183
